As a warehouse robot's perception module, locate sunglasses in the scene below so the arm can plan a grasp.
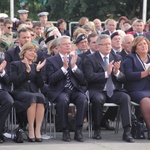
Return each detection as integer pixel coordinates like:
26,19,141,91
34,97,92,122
31,34,35,37
7,27,13,29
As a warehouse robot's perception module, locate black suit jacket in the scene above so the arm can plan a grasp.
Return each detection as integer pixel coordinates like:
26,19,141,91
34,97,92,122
0,58,10,91
10,60,44,92
120,49,128,60
133,33,147,38
5,46,44,75
101,30,110,35
78,49,91,60
83,51,125,97
46,54,87,102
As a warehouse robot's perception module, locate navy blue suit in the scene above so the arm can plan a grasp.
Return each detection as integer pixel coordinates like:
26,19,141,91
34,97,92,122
46,53,87,129
5,46,44,76
101,30,110,35
83,51,132,128
0,58,13,136
123,53,150,103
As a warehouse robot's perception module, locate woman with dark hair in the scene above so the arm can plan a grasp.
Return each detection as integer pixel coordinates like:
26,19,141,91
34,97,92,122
57,19,70,36
10,42,46,142
123,36,150,139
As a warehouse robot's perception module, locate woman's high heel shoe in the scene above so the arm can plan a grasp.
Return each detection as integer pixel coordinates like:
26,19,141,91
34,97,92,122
35,138,42,142
28,137,35,142
147,129,150,140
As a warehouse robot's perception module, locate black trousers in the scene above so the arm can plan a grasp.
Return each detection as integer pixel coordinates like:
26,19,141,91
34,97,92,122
0,90,14,135
54,88,88,130
90,90,132,129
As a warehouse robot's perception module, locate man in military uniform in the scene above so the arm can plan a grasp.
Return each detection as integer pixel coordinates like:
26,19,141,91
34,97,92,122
17,9,29,22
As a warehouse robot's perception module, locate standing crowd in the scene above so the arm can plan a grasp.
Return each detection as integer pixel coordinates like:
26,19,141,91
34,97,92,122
0,9,150,144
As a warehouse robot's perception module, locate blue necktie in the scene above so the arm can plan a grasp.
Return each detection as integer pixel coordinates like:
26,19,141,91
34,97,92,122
103,57,113,97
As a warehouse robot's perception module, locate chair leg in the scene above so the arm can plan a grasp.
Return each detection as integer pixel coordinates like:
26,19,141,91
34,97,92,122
52,104,56,138
115,107,120,134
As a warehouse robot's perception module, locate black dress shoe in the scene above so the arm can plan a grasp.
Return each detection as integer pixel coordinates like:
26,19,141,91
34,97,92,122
74,130,83,142
93,129,101,140
147,128,150,140
0,134,6,142
101,119,115,130
123,132,135,143
35,138,42,142
62,130,71,142
0,138,4,144
28,137,35,142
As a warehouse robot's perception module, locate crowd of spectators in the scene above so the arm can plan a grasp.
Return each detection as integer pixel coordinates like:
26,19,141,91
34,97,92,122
0,10,150,144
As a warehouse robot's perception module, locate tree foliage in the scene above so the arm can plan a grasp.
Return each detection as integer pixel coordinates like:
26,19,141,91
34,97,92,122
0,0,149,22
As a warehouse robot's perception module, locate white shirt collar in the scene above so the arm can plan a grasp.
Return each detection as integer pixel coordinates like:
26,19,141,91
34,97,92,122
99,52,109,60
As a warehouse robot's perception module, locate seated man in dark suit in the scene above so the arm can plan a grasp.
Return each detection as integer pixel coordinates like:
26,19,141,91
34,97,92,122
46,36,88,142
0,59,14,143
121,34,134,60
101,19,117,36
133,19,149,39
83,34,134,143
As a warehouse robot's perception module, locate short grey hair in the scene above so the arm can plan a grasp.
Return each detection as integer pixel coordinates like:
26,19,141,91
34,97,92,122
96,34,110,45
121,34,134,44
57,36,71,45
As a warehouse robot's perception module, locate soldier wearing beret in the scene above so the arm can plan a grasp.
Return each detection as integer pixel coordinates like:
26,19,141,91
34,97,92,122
74,34,89,54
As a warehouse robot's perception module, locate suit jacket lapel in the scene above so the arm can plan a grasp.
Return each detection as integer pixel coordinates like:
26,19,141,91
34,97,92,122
95,51,105,70
109,53,114,63
55,54,63,68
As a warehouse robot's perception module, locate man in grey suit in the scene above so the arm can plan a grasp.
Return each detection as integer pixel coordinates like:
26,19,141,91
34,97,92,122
83,34,134,142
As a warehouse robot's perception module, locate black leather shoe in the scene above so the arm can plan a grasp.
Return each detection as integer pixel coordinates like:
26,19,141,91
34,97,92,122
147,128,150,140
35,138,42,142
0,139,4,143
62,130,71,142
0,135,6,142
93,129,101,140
123,132,135,143
28,137,35,142
101,119,115,130
74,130,83,142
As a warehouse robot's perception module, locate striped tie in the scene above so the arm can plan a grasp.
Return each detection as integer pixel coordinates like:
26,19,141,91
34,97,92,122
66,70,74,90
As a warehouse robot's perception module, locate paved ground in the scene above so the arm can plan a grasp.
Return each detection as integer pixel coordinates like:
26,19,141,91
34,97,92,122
1,125,150,150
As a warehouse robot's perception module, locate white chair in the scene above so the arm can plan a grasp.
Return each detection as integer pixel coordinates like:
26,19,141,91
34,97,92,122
88,102,120,138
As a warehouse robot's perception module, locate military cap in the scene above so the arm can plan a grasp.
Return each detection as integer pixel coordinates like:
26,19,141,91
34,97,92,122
0,13,8,18
111,32,120,39
74,34,87,44
17,10,29,14
38,12,49,17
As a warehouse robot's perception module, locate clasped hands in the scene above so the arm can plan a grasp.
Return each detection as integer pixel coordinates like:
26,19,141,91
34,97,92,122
107,60,121,76
0,60,7,73
146,66,150,76
63,52,77,70
23,58,46,73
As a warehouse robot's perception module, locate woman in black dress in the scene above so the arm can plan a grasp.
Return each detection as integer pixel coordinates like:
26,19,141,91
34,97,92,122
10,42,46,142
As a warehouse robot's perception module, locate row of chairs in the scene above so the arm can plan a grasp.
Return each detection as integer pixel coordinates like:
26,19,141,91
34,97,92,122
5,98,140,140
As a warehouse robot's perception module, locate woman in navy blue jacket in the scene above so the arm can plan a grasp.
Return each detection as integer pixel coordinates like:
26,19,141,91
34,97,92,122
123,36,150,139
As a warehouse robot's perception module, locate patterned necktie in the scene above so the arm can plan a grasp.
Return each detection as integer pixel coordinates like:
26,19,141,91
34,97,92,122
103,56,113,97
65,57,74,90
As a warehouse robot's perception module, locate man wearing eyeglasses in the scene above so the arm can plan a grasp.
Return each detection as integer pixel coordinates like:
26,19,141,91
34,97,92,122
1,19,15,47
83,34,134,143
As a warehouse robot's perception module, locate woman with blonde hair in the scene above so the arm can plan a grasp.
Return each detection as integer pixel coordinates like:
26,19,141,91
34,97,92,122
10,42,46,142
